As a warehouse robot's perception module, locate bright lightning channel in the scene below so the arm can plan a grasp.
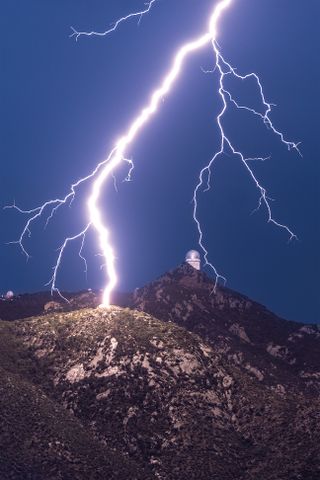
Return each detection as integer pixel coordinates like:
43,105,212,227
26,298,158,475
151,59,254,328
7,0,299,307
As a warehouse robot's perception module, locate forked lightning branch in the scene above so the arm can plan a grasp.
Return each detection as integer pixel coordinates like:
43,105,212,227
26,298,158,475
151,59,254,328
6,0,300,306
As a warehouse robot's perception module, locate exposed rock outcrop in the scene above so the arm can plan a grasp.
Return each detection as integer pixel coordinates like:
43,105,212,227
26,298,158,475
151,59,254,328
0,264,319,479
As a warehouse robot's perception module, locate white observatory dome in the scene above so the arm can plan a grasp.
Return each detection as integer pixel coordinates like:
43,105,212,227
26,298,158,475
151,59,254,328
185,250,201,270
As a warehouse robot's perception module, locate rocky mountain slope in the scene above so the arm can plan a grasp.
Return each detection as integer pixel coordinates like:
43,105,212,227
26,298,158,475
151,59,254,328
0,264,319,479
0,313,152,480
133,264,320,394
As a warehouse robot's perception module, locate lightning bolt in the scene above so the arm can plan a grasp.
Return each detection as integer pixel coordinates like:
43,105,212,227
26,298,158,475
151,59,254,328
7,0,299,306
70,0,158,41
193,42,300,287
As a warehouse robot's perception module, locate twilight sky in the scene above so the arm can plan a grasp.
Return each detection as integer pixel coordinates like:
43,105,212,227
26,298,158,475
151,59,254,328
1,0,319,324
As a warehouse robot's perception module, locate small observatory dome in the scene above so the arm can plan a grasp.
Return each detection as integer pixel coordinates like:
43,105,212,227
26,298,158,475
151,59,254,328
5,291,14,300
185,250,201,271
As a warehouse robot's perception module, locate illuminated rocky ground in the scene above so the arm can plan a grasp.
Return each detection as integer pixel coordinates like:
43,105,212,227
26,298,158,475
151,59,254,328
0,265,319,479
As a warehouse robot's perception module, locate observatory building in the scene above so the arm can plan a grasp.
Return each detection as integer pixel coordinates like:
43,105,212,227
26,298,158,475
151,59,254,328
185,250,201,270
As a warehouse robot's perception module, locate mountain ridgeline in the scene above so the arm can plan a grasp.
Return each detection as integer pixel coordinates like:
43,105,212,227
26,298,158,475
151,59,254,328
0,264,319,479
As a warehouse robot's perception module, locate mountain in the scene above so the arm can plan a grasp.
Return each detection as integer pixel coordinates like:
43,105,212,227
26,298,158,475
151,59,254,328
133,263,320,394
0,264,319,479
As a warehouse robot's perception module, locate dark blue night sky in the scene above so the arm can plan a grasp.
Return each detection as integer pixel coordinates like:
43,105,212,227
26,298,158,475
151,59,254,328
1,0,319,324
